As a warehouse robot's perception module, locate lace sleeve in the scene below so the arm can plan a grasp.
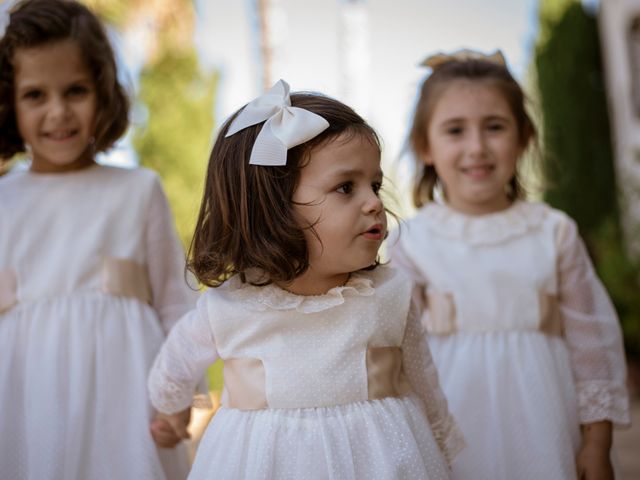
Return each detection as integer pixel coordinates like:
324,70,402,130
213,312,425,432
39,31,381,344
557,216,630,427
402,292,465,464
145,176,198,334
148,298,219,414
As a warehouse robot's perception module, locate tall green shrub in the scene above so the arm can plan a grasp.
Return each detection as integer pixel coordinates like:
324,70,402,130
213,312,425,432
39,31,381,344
537,2,617,231
536,1,640,356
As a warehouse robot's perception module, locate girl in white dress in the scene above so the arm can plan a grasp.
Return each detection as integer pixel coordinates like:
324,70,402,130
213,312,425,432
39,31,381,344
148,79,465,479
0,1,194,478
388,49,631,480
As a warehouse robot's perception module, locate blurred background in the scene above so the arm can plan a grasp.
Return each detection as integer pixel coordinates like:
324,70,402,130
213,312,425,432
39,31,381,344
2,0,639,474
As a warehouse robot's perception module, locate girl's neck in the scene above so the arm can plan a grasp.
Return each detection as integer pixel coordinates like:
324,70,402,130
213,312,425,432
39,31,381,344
444,196,514,217
29,150,96,174
277,270,351,296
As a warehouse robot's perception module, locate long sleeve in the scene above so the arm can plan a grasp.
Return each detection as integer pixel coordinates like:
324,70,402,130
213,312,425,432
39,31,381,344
557,217,630,427
387,228,429,315
148,298,219,414
402,291,465,464
145,176,198,334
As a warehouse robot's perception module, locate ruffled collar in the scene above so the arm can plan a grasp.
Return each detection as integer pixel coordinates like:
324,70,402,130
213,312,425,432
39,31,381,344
228,272,375,314
418,201,547,246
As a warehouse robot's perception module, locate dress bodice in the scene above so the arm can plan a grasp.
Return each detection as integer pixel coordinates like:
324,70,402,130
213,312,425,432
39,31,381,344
207,267,412,409
0,165,158,302
391,202,562,334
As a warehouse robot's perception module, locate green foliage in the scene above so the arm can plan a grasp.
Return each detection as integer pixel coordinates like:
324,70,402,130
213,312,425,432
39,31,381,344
133,51,217,247
207,359,225,394
535,1,640,356
593,220,640,357
82,0,130,28
538,0,575,46
133,48,225,393
536,2,617,232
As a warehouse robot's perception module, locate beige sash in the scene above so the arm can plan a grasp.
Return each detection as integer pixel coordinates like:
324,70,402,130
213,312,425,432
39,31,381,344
425,291,457,334
222,357,268,410
424,290,563,336
366,346,411,400
0,269,17,313
221,346,411,410
101,258,151,303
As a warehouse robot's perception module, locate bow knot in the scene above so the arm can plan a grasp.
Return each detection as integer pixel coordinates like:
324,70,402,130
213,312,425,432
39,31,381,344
225,79,329,166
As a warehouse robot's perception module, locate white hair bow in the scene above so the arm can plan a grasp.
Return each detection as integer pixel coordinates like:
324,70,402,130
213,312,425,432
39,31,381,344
225,79,329,166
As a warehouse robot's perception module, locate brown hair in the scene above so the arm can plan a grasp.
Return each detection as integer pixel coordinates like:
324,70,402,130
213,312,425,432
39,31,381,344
409,58,536,207
189,92,381,288
0,0,129,161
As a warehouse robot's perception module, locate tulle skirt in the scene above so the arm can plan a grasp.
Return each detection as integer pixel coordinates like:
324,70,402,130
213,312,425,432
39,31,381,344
189,395,450,479
428,330,581,480
0,292,190,480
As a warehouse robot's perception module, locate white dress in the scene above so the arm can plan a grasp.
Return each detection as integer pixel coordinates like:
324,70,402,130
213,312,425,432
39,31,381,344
148,266,465,480
388,201,631,480
0,164,195,480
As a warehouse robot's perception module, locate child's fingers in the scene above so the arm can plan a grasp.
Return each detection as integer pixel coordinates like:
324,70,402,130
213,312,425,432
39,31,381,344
150,420,181,448
153,431,180,448
167,408,192,440
170,417,191,440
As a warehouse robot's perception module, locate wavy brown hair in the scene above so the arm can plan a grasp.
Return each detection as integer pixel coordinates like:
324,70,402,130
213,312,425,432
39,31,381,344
410,58,536,207
0,0,129,161
189,92,381,288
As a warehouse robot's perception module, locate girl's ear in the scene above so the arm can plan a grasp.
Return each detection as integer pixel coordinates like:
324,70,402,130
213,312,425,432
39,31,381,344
417,147,433,166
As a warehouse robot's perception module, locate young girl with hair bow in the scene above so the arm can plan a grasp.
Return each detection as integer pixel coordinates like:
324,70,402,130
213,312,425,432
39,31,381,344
0,1,197,478
148,79,465,479
388,49,630,480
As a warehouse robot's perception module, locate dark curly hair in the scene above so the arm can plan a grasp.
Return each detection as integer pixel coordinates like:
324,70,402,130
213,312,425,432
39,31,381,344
0,0,129,161
189,92,383,288
410,58,536,207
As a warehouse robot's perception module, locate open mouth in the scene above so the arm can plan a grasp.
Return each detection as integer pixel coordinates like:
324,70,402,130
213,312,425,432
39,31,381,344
362,224,384,240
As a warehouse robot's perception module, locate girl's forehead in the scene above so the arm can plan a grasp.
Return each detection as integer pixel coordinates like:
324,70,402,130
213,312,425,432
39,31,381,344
430,80,514,121
303,133,381,177
13,39,91,86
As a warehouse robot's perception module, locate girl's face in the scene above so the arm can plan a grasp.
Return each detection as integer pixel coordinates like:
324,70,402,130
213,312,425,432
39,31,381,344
13,39,97,173
289,133,386,295
421,79,523,215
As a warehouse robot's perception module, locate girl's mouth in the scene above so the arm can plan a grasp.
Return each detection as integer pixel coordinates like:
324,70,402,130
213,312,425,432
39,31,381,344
44,129,78,141
362,224,384,240
461,164,494,179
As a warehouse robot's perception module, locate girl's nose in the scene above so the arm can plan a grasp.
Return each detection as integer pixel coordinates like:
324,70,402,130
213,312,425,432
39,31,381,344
363,191,383,215
48,96,70,120
468,128,487,158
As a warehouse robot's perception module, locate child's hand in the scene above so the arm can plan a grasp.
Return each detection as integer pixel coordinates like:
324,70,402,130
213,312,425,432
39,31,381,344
576,421,614,480
150,408,191,449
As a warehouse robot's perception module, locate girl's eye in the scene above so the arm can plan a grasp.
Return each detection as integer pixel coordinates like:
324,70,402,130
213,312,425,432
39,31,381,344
446,126,463,135
336,182,354,194
372,181,382,195
487,123,505,131
23,90,42,101
67,85,89,97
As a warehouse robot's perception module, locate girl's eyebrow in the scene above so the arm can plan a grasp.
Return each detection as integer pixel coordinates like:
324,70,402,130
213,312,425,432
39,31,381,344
438,113,511,125
327,167,383,180
484,114,511,122
16,76,93,91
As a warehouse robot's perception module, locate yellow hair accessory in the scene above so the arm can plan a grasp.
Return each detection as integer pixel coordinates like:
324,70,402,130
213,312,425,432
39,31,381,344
420,49,507,70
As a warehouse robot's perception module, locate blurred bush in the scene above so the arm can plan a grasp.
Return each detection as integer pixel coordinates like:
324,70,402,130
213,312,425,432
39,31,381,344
536,0,640,357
